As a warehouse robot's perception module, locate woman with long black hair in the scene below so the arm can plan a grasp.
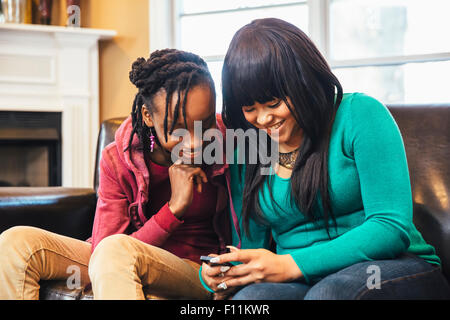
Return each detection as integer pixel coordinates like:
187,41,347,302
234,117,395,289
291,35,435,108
200,18,450,300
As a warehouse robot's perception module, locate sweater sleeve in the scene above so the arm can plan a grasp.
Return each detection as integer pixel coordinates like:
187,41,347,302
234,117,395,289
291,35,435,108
129,202,183,246
290,93,412,284
91,148,182,252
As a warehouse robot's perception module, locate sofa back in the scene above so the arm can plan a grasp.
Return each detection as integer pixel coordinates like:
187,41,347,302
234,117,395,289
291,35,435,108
93,117,126,194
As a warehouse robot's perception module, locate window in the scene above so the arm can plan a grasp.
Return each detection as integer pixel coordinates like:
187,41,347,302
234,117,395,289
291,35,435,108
328,0,450,104
150,0,450,107
163,0,309,110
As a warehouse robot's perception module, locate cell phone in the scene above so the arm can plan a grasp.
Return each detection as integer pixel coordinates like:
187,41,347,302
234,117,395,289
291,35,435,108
200,255,233,267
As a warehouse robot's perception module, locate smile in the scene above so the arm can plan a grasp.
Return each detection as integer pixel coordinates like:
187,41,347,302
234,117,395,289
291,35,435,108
181,147,203,159
267,120,285,131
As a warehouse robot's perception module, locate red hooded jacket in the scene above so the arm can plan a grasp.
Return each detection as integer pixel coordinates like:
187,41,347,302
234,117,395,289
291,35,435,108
89,115,234,262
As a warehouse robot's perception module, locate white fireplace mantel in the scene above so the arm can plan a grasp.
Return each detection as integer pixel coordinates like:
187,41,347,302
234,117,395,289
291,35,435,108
0,23,116,188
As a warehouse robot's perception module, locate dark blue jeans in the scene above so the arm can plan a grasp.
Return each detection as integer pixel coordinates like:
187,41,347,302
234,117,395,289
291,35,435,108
232,253,450,300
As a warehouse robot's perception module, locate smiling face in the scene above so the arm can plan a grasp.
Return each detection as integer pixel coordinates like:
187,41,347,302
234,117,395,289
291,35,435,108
141,84,216,165
242,97,303,153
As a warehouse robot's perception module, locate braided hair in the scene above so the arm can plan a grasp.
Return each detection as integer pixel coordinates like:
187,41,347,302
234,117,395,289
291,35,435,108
127,49,215,155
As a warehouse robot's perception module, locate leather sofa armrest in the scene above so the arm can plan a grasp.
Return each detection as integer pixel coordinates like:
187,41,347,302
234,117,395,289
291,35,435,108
0,187,96,241
413,202,450,280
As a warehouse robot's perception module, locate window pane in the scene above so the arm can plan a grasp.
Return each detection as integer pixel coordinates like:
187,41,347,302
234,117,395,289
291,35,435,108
330,0,450,60
180,4,308,57
205,60,224,112
333,61,450,104
181,0,306,15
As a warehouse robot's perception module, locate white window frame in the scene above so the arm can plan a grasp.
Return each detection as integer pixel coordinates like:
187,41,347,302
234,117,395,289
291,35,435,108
149,0,313,64
149,0,177,52
319,0,450,71
149,0,450,85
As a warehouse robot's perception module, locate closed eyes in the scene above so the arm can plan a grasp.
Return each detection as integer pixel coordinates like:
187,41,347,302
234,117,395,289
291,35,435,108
268,100,282,109
242,100,281,113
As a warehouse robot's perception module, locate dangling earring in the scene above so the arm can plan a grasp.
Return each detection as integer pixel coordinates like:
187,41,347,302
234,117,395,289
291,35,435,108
149,128,155,152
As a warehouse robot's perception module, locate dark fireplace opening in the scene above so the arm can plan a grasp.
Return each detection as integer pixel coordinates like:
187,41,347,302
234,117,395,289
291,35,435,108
0,111,62,187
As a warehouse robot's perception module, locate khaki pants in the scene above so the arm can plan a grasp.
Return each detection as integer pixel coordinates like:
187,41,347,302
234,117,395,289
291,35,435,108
0,226,211,300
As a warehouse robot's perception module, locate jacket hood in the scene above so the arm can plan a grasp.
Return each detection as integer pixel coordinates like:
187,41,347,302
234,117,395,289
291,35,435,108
114,116,150,223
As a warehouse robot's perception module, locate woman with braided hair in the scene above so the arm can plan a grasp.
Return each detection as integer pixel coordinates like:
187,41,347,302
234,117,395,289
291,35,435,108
0,49,234,300
87,48,235,300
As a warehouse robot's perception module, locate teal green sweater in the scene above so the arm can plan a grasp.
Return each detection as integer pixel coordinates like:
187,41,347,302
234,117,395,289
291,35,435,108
228,93,440,284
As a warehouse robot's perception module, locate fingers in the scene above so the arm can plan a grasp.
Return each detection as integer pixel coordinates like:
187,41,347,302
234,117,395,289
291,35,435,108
204,263,231,278
213,286,239,300
202,262,234,293
227,245,239,252
195,175,202,193
171,162,208,188
192,168,207,193
205,261,251,280
193,167,208,183
185,166,207,184
210,251,247,265
203,265,254,293
206,275,235,292
203,249,265,293
212,248,265,265
217,274,255,290
219,263,250,278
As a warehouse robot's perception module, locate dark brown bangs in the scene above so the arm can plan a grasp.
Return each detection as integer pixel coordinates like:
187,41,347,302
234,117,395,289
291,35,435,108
222,25,287,129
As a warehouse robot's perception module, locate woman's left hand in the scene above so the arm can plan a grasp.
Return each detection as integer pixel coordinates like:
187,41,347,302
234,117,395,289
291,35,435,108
211,247,303,289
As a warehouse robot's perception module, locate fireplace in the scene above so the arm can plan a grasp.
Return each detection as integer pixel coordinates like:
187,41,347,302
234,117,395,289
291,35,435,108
0,111,62,187
0,24,115,187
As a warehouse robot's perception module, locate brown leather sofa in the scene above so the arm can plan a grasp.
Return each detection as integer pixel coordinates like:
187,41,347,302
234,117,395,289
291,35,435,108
0,104,449,299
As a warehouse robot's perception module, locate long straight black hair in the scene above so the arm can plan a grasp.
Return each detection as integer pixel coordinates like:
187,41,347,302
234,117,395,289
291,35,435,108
222,18,343,237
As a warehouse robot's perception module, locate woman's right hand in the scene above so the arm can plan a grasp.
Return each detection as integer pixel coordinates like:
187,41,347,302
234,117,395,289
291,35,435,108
167,161,208,219
201,254,238,300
